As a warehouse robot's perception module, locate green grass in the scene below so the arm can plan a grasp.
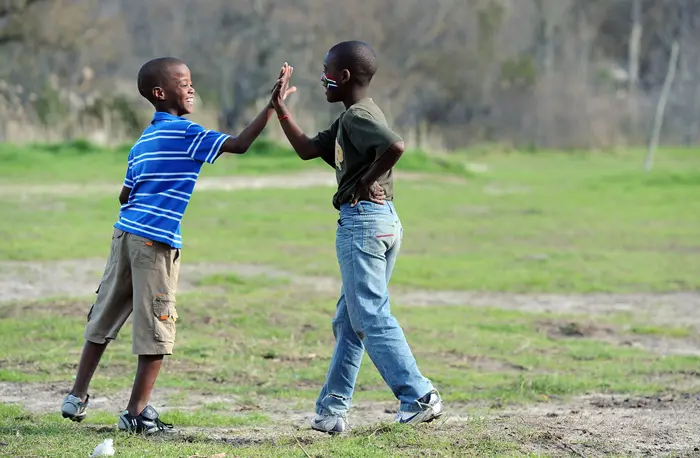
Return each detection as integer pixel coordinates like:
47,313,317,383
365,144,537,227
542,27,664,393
1,143,699,456
0,145,698,292
0,139,465,184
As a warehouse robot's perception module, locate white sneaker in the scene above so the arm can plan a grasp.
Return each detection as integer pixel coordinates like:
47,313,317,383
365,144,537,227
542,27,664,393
61,393,89,422
310,413,347,434
395,390,443,424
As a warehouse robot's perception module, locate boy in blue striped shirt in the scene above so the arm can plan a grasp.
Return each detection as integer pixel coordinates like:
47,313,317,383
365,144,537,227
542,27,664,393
60,57,296,434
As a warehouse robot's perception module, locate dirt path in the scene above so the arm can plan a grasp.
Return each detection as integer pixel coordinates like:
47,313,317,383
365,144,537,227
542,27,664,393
2,382,698,457
2,258,700,326
0,170,462,197
2,258,700,358
0,172,335,197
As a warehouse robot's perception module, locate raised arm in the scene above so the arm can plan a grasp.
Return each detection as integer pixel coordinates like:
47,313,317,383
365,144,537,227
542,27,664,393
218,63,298,155
270,67,331,162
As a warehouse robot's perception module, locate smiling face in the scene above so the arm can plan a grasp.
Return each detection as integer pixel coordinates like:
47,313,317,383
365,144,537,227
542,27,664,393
158,63,195,116
145,63,195,116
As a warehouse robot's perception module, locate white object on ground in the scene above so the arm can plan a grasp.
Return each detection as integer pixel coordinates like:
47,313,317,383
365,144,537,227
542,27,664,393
89,439,115,457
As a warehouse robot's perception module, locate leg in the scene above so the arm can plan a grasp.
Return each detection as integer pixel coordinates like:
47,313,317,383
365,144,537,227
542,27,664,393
62,229,132,422
127,234,180,416
70,341,108,401
73,229,133,399
340,206,433,413
126,355,164,416
315,289,365,417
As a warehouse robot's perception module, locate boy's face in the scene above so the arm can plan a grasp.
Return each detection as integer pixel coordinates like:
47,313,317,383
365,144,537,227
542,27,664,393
322,51,345,103
154,64,195,116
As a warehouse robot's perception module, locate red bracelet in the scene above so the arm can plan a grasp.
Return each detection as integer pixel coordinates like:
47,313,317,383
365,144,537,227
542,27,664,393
279,114,290,121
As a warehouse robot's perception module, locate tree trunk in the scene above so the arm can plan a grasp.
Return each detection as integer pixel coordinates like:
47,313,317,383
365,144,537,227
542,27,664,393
628,0,642,93
645,40,680,172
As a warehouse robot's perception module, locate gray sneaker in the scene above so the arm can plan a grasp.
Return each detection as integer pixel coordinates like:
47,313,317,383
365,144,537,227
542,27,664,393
310,413,347,434
118,405,175,435
395,390,443,424
61,393,89,422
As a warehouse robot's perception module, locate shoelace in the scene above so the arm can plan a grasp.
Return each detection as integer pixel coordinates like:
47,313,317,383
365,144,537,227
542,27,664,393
153,417,174,430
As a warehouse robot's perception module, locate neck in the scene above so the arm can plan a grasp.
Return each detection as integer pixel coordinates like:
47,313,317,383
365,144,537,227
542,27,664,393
342,87,369,109
154,103,182,116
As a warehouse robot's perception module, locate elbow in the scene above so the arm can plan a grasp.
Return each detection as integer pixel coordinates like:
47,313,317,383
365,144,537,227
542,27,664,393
231,142,249,155
392,141,405,158
224,137,249,155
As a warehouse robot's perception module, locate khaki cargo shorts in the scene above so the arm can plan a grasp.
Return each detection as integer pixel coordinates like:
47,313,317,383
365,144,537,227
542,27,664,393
84,228,180,355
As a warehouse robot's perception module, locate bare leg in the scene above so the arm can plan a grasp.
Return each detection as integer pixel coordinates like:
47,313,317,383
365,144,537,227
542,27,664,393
70,341,108,401
126,355,164,416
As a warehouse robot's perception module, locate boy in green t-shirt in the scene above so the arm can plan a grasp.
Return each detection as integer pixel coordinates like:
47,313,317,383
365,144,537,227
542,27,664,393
270,41,443,433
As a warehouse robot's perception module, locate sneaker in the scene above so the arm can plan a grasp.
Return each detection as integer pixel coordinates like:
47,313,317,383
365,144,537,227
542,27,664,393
395,390,443,424
310,413,347,434
61,393,89,422
117,405,175,435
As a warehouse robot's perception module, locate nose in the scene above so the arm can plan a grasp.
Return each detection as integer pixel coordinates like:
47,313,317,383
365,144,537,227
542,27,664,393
189,85,195,95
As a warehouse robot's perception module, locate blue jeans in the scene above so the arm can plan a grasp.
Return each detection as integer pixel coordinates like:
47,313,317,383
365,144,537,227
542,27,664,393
315,201,434,415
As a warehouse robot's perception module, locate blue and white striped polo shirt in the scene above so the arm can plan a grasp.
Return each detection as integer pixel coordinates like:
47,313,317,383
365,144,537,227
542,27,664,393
114,111,230,248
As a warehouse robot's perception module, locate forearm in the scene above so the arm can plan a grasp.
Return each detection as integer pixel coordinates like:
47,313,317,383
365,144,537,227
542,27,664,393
275,105,320,160
224,104,276,154
360,142,404,186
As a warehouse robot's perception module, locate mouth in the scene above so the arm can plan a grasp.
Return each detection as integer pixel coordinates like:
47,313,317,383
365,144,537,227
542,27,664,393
185,97,194,106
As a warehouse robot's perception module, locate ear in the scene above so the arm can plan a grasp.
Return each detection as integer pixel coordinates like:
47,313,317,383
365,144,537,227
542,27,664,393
152,87,165,101
340,69,351,85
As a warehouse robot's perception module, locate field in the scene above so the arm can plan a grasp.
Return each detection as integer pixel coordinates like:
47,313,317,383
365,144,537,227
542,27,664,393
0,142,699,457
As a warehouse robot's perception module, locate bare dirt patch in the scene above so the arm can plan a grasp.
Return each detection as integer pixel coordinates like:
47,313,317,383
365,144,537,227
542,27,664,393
504,394,700,457
537,319,700,357
0,259,337,304
396,288,700,329
441,351,529,373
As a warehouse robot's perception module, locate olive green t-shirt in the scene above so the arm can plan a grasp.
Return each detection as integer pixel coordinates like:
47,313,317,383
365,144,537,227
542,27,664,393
310,98,403,210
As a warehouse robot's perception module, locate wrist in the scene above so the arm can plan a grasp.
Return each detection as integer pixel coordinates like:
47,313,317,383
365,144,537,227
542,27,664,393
276,108,291,121
274,104,288,115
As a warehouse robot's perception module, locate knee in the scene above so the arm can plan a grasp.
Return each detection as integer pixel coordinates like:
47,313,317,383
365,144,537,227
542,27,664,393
346,314,365,341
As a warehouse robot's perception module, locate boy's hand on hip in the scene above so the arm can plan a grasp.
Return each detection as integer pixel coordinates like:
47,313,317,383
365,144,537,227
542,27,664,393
351,181,386,206
270,62,297,110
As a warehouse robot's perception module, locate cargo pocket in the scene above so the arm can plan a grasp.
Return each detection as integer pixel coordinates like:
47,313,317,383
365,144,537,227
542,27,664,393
152,295,176,343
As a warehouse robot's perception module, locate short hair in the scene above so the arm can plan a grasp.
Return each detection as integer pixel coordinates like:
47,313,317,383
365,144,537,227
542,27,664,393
137,57,184,101
329,41,377,86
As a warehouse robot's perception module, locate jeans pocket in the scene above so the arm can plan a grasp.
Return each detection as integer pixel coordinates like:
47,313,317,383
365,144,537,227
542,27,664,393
362,220,399,256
